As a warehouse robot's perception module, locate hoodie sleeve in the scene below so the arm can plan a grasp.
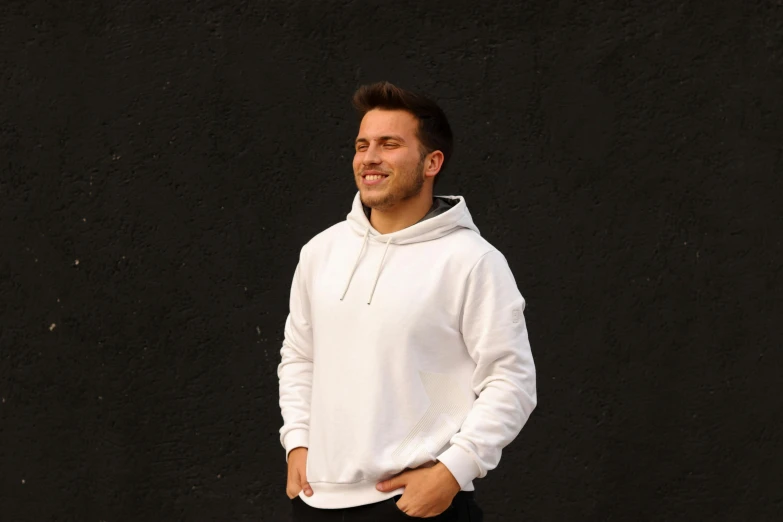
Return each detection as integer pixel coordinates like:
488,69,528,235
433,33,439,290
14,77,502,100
277,246,314,461
437,249,537,488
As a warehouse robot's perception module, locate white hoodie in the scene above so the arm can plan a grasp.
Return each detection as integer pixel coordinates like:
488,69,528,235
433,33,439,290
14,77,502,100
278,192,537,509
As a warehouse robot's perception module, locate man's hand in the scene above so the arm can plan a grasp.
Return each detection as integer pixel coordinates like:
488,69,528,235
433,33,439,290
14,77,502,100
286,447,313,499
376,462,461,517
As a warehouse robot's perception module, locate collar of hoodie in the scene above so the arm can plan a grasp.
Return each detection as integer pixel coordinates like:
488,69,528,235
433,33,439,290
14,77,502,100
340,191,479,305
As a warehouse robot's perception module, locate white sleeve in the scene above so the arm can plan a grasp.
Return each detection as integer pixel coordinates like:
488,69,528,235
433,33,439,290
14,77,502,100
437,249,537,488
277,247,314,461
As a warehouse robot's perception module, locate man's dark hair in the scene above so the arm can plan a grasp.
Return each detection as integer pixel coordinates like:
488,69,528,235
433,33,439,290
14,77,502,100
352,81,453,184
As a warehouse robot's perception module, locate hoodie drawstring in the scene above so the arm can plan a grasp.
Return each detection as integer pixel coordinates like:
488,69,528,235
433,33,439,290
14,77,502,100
339,228,393,305
367,236,392,305
340,228,369,301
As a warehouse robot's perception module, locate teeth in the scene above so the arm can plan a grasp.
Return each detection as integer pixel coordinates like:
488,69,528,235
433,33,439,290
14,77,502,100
365,175,385,181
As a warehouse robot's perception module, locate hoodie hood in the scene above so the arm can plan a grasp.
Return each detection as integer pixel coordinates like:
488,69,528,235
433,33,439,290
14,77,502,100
341,192,480,305
346,191,480,244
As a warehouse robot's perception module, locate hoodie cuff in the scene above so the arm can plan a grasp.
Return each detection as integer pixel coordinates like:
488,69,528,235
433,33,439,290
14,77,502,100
283,429,309,462
437,444,481,489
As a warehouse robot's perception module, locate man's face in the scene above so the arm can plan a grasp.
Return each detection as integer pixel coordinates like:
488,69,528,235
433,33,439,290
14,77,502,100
353,109,427,210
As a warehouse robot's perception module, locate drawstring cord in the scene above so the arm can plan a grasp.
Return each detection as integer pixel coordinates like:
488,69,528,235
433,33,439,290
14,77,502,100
339,228,393,305
340,228,369,301
367,236,392,305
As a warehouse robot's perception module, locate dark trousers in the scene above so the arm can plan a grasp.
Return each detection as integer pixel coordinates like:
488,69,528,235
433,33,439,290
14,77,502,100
290,492,483,521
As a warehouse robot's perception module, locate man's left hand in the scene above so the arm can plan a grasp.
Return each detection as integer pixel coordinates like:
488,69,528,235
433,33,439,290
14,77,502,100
376,462,461,517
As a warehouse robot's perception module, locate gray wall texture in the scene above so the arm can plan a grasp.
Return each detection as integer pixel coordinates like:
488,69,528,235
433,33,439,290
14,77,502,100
1,0,781,520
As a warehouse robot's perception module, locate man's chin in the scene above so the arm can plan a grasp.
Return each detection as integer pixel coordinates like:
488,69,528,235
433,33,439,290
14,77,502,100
359,189,389,209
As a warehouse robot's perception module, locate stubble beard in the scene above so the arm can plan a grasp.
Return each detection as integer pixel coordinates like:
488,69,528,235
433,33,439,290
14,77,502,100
359,156,426,211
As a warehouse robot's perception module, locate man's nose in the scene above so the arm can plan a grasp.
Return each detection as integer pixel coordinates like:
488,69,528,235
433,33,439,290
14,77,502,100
362,144,381,165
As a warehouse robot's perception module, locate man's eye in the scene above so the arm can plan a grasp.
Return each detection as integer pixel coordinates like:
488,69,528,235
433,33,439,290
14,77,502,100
384,143,397,148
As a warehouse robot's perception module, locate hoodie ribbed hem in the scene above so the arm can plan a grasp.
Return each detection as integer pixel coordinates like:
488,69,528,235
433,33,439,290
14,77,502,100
298,477,475,509
298,480,403,509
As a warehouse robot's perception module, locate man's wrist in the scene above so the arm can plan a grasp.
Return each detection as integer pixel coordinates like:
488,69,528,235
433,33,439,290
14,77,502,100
433,461,461,493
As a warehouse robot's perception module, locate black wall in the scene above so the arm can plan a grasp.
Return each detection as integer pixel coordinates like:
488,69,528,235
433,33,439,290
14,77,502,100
1,1,780,520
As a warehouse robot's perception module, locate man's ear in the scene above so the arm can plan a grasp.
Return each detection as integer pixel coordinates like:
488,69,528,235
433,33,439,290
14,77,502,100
424,150,444,179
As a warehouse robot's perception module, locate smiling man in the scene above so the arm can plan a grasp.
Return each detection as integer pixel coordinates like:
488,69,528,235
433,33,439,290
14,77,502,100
278,81,537,521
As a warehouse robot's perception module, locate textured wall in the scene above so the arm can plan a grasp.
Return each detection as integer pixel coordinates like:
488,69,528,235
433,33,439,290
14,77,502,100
1,1,780,520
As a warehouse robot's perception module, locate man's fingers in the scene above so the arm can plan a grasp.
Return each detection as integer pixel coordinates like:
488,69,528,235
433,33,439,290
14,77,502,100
376,471,408,492
299,467,313,496
285,481,311,498
287,469,311,498
286,476,301,499
300,471,312,496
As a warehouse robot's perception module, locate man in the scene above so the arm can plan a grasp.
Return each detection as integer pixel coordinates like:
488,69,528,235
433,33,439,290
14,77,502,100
278,81,537,521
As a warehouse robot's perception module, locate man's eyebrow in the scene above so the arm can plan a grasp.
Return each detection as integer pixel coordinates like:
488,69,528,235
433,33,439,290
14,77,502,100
355,135,406,144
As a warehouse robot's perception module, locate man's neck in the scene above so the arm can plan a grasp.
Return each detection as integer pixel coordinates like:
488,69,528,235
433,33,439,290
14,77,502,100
369,193,434,235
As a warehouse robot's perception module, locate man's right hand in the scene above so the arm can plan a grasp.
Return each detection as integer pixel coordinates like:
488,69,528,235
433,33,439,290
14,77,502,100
286,447,313,499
